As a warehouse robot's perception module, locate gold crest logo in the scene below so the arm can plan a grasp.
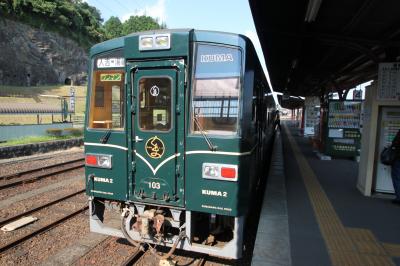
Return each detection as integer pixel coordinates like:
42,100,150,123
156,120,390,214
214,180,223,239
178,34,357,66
145,136,165,159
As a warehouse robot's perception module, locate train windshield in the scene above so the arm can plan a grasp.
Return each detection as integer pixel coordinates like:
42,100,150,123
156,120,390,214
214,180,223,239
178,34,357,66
138,77,172,131
88,70,125,130
191,44,241,135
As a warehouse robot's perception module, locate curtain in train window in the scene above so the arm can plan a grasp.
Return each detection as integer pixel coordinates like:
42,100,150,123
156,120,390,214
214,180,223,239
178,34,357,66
88,70,125,130
191,44,242,135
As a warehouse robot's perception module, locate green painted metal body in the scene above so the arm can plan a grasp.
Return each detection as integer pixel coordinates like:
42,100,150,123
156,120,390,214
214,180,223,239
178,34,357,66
85,29,275,217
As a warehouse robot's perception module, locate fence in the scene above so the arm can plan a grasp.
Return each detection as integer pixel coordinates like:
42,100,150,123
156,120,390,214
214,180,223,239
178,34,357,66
0,123,73,141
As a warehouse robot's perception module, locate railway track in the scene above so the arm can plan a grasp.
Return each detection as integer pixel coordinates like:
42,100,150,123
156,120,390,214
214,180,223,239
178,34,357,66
195,255,208,266
119,247,209,266
0,158,84,190
0,189,85,227
0,205,88,254
0,151,83,167
120,249,146,266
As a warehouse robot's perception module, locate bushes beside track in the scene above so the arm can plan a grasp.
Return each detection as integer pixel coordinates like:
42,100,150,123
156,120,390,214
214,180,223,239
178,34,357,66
0,138,83,159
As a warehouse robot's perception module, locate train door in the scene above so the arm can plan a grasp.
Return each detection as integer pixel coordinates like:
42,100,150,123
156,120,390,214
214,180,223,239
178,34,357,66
128,60,185,207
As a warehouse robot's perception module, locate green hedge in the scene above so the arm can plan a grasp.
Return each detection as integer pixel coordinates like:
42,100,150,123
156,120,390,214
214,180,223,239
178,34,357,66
45,128,63,137
63,128,83,137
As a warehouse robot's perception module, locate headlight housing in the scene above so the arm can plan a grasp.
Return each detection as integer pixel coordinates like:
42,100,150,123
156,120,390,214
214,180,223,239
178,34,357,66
139,34,171,51
85,153,112,169
202,163,238,181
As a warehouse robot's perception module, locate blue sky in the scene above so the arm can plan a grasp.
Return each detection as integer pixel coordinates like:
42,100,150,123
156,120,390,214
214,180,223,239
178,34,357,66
85,0,369,99
85,0,272,89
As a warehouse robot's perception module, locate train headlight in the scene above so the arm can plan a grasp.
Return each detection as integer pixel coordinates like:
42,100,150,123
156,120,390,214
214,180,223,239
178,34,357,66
204,165,220,178
139,36,153,49
85,154,112,169
98,155,112,168
202,163,238,182
139,34,170,51
155,35,169,48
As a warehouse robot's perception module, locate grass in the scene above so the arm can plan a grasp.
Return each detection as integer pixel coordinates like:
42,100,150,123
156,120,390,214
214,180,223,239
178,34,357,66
0,135,80,147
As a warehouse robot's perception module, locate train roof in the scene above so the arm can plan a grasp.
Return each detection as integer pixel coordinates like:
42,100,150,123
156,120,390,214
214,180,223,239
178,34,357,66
89,29,251,56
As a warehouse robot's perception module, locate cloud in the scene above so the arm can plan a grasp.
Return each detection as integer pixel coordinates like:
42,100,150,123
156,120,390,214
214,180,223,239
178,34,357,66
121,0,166,24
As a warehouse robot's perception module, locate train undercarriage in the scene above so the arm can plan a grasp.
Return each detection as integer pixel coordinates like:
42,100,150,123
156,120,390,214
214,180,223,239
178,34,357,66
89,198,244,259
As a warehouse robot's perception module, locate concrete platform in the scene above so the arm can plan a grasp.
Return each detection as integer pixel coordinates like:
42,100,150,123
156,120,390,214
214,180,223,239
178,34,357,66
252,121,400,266
252,130,291,266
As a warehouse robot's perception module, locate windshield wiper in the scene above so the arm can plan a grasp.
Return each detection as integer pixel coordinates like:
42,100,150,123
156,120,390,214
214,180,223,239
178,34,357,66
100,129,112,144
193,114,217,151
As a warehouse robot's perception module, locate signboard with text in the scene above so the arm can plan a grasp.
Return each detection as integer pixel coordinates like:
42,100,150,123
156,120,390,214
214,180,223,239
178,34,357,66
69,87,75,113
377,62,400,100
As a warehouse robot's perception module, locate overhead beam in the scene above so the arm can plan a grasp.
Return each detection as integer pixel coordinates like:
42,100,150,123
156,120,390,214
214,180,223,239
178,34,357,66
261,30,400,48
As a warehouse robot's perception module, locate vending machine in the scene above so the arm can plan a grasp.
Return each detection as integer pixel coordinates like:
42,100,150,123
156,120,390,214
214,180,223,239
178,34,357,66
324,100,362,157
375,107,400,193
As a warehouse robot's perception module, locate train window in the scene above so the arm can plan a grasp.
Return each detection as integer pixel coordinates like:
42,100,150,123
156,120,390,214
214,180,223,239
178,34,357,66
138,77,172,131
88,70,125,130
191,78,240,135
191,44,241,135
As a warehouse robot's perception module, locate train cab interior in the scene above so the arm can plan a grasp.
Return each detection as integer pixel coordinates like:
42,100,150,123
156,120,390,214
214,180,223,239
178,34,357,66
88,70,125,130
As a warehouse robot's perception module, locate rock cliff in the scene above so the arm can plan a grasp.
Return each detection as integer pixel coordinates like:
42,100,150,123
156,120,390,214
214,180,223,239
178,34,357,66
0,18,88,86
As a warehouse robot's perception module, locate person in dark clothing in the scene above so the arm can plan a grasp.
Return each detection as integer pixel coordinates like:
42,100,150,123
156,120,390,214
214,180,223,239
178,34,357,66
275,110,281,131
391,129,400,205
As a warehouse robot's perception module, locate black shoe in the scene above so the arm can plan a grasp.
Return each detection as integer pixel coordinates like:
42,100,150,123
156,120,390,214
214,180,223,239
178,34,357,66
392,199,400,205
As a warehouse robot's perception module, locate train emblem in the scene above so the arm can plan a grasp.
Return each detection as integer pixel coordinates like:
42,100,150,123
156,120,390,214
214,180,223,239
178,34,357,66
145,136,165,159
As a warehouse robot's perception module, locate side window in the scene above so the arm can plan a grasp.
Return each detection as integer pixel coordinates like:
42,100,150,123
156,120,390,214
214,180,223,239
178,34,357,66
191,44,242,135
88,70,125,130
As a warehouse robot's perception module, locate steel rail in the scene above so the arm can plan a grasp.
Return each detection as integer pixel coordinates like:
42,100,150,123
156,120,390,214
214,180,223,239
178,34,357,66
0,152,83,167
0,189,85,227
0,158,84,181
195,255,208,266
0,205,88,254
120,249,146,266
0,160,85,190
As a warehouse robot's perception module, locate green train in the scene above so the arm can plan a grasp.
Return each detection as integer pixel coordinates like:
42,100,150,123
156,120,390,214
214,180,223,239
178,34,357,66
84,29,277,259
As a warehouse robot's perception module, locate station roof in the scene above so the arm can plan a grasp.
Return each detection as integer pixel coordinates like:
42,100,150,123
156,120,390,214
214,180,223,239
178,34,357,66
249,0,400,100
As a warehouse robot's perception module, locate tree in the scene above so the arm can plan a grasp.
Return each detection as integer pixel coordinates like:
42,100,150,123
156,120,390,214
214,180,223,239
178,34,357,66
121,15,165,36
0,0,103,46
103,16,122,40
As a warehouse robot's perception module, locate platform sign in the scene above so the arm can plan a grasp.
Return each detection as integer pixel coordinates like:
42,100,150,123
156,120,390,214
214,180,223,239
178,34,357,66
304,97,320,136
377,62,400,100
282,93,290,101
353,89,362,100
69,87,75,113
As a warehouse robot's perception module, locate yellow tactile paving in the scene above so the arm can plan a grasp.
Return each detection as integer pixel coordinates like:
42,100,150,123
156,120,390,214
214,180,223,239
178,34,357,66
353,240,387,255
330,251,365,266
324,236,357,252
347,228,376,242
360,254,395,266
383,243,400,257
284,125,396,266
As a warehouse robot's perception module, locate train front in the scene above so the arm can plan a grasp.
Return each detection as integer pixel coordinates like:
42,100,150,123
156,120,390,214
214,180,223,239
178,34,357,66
84,29,255,259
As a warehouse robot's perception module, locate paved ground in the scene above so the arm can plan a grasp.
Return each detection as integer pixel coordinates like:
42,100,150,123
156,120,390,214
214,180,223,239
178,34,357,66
283,121,400,266
253,121,400,266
